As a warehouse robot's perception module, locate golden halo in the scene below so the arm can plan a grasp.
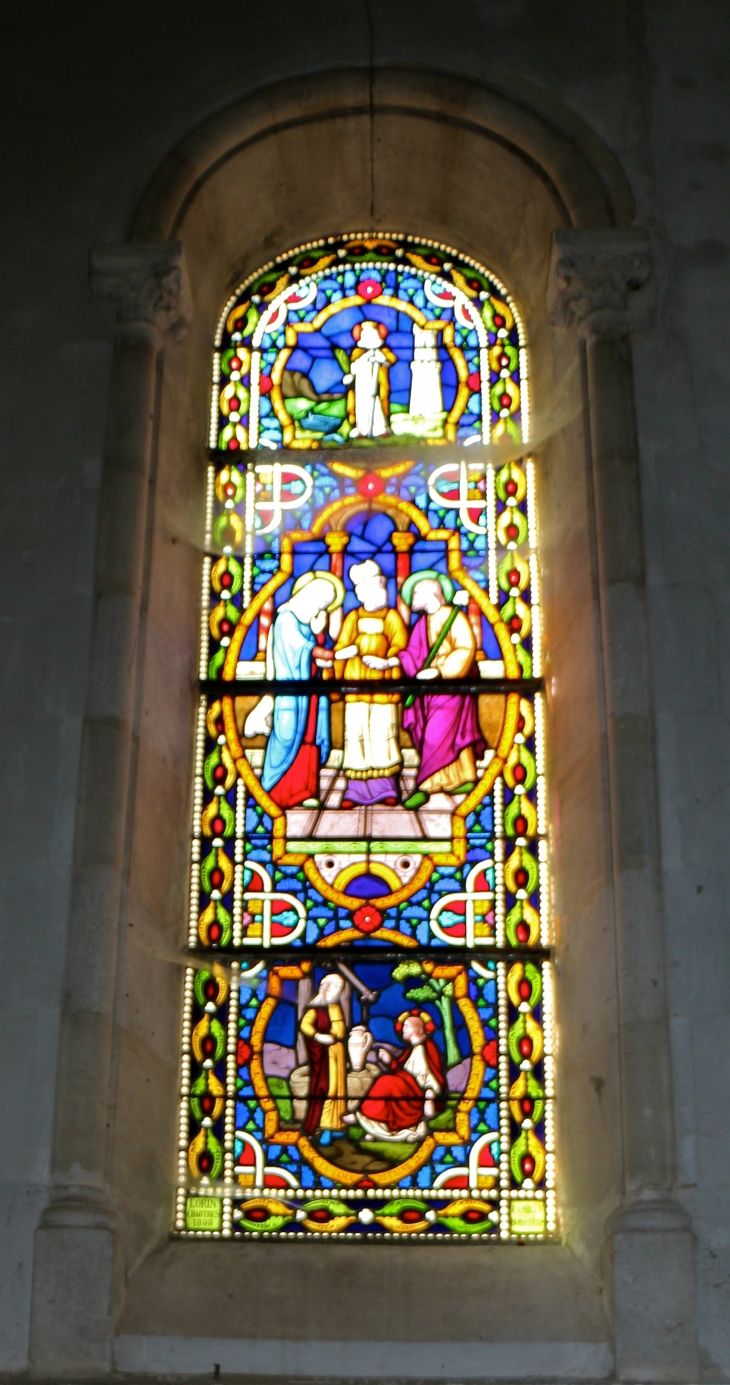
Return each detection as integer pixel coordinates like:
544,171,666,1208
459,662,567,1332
292,569,345,611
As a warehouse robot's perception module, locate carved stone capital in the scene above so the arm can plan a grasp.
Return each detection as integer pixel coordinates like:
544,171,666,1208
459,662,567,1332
90,241,190,340
548,228,653,338
40,1183,116,1233
390,531,417,553
607,1193,692,1237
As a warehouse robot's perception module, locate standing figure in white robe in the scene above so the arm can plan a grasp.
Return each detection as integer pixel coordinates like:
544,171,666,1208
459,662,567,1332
345,321,396,438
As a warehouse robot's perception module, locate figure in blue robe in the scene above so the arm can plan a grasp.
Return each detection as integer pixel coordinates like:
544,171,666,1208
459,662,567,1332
249,573,343,808
261,607,330,799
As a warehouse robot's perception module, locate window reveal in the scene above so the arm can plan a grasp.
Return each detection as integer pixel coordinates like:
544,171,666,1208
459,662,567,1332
177,233,555,1242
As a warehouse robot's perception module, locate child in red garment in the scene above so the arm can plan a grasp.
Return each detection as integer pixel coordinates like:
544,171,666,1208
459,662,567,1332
347,1010,445,1144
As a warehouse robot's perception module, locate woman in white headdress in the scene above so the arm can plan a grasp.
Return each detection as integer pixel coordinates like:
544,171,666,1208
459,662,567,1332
246,571,344,808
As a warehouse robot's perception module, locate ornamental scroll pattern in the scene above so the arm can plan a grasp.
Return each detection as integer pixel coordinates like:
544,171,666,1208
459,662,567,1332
177,234,556,1242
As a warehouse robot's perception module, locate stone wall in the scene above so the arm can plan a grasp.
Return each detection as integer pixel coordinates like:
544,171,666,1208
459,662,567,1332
0,2,728,1379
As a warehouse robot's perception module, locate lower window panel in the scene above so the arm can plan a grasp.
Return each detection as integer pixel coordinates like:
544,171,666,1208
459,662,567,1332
177,955,555,1241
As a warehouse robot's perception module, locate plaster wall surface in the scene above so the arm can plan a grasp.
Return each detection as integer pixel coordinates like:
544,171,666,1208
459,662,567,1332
0,0,728,1378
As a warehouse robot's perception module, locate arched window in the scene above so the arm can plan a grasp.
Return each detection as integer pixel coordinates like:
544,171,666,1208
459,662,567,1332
177,233,555,1242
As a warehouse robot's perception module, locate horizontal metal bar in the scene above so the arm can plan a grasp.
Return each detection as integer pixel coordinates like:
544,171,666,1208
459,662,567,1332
202,677,543,698
185,945,552,965
207,440,509,467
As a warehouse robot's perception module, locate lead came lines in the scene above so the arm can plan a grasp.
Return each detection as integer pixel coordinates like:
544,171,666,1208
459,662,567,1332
180,233,554,1242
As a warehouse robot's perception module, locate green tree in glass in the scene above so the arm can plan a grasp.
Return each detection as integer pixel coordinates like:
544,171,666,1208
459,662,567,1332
392,961,460,1069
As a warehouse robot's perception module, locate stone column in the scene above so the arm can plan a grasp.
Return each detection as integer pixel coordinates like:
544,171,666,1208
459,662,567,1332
257,595,274,654
29,244,189,1378
467,595,484,657
324,530,350,640
390,529,417,623
549,230,697,1383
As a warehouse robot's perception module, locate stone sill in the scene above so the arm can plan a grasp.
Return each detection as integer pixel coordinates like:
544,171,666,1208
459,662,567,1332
113,1337,614,1380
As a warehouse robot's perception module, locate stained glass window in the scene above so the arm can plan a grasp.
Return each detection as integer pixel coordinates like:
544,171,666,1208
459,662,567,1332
177,233,555,1242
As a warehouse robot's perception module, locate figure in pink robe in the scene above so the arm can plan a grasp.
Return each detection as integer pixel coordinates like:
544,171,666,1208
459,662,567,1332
398,573,485,810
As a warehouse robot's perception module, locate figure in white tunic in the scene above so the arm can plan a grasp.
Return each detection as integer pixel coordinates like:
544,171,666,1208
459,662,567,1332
345,321,396,438
333,560,407,807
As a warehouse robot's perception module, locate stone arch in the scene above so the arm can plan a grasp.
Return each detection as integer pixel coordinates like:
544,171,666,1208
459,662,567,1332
130,69,635,242
311,494,430,535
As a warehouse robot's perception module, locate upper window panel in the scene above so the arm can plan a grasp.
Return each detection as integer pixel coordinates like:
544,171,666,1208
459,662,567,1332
211,232,526,452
